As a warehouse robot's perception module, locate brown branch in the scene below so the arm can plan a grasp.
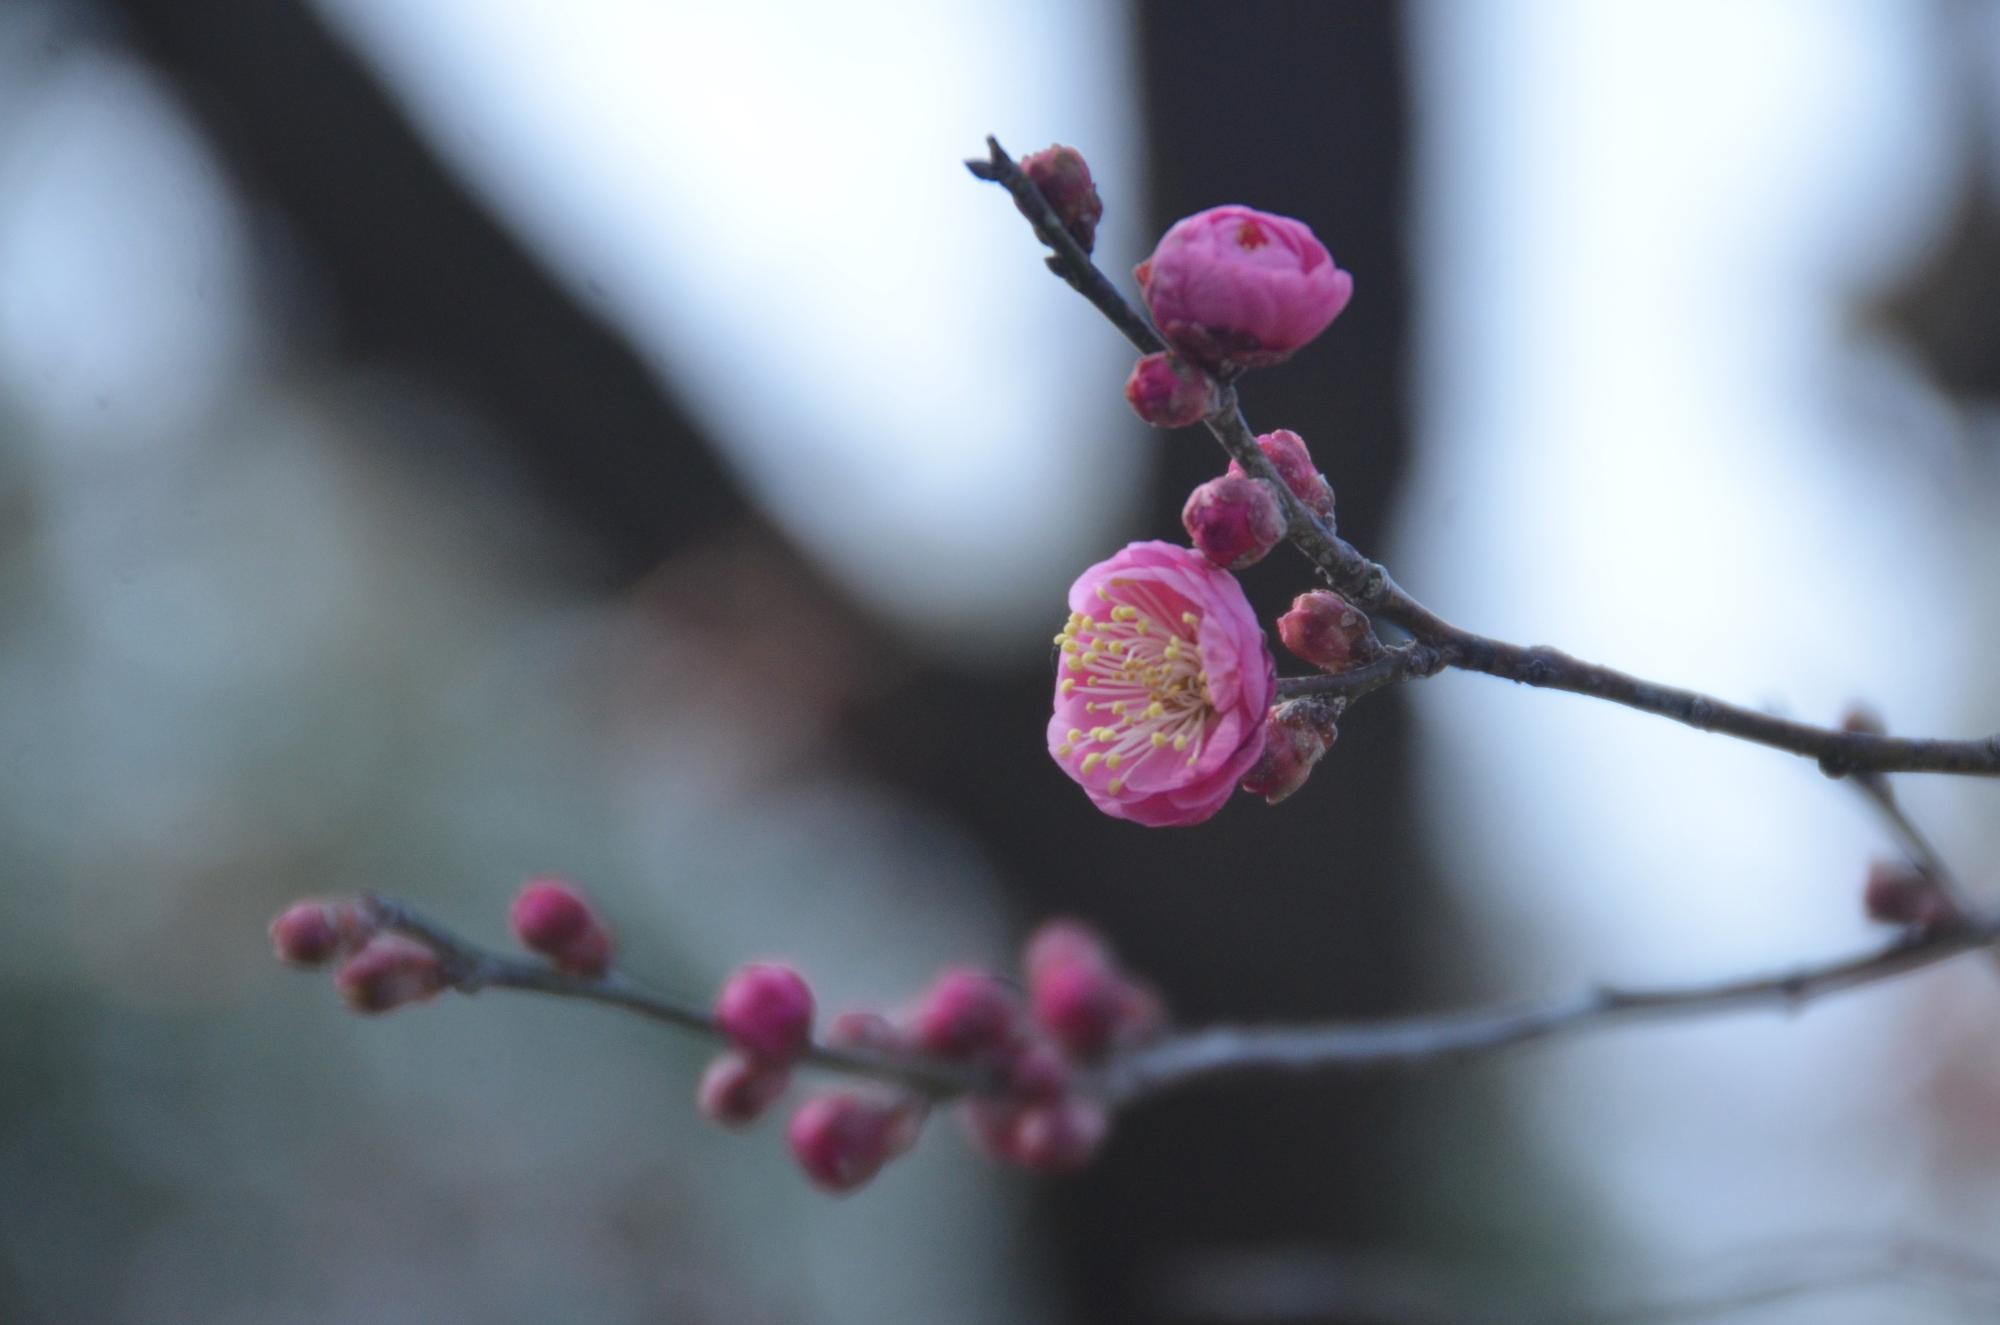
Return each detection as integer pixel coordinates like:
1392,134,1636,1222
968,137,2000,778
1092,910,2000,1105
361,894,2000,1112
360,895,980,1100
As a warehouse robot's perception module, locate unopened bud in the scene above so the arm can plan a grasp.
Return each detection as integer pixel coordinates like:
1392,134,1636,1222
1008,1097,1109,1173
1277,590,1382,673
1840,703,1886,736
1183,474,1285,570
1228,428,1335,519
825,1010,902,1055
270,897,375,967
334,935,445,1014
1863,860,1957,930
697,1052,791,1128
1019,144,1104,254
912,968,1020,1059
716,963,815,1064
787,1093,907,1194
508,877,614,977
1124,352,1213,428
1239,705,1335,804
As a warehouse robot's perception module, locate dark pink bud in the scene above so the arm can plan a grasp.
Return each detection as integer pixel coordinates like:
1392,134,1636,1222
508,877,614,977
1183,475,1285,570
1023,918,1114,981
1863,861,1957,930
1031,960,1125,1060
1239,705,1335,805
787,1093,903,1194
1019,144,1103,254
270,898,374,967
912,968,1020,1059
1277,591,1382,673
1123,352,1213,429
1136,205,1353,374
1227,429,1335,519
716,963,815,1064
334,936,445,1014
1008,1098,1109,1174
697,1052,791,1128
1840,704,1886,736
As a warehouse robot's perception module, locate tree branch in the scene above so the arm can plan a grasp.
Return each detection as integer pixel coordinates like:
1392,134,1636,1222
967,137,2000,778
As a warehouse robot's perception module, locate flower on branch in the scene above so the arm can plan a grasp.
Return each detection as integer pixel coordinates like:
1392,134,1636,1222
1136,206,1353,374
1049,541,1275,826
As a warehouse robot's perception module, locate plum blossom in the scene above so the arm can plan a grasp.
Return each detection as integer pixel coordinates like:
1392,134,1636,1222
1136,206,1352,374
1048,541,1275,826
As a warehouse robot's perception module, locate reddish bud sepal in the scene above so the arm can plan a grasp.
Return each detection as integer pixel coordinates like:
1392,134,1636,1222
1019,144,1104,254
1227,428,1335,520
508,877,614,977
716,963,816,1064
1277,590,1382,674
270,897,376,967
334,935,445,1014
697,1052,792,1128
1239,703,1336,805
1124,352,1214,429
1183,475,1285,571
787,1093,921,1194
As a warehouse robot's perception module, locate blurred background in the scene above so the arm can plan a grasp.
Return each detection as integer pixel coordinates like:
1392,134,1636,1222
2,1,1998,1321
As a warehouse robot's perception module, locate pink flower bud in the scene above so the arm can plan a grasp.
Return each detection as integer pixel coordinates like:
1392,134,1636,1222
508,877,614,977
1023,918,1114,981
1840,704,1886,736
334,936,445,1014
1008,1098,1110,1174
1183,475,1285,570
1277,591,1382,673
716,963,816,1064
912,968,1020,1059
1123,352,1213,429
1050,542,1276,827
1019,144,1104,254
696,1052,791,1128
270,898,375,967
1863,861,1957,930
1135,206,1353,374
787,1093,904,1194
1239,706,1335,805
1030,960,1126,1060
1227,429,1335,519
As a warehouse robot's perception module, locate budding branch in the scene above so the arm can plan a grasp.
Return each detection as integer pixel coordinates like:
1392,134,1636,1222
968,136,2000,779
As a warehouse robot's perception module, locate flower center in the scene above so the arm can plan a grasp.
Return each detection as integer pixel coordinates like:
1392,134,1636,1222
1233,218,1269,250
1053,577,1213,796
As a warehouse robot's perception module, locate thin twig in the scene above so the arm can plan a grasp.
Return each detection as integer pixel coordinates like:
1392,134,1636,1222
362,895,2000,1111
360,895,980,1100
969,137,2000,778
1091,911,2000,1105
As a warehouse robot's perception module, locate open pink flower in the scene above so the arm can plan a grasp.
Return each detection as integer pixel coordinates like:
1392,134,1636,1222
1048,541,1274,826
1135,206,1352,374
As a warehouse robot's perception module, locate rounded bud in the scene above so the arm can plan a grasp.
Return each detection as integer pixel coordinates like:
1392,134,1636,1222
787,1093,903,1194
912,968,1020,1060
697,1052,791,1128
1863,860,1957,930
334,935,445,1014
1123,352,1214,429
1030,960,1126,1060
825,1009,902,1055
1227,429,1335,520
1183,475,1285,570
1135,205,1353,374
715,963,815,1064
508,877,614,977
1277,591,1382,673
1023,918,1114,981
1008,1097,1110,1174
1239,704,1335,805
270,898,372,967
1019,144,1104,254
1840,703,1886,736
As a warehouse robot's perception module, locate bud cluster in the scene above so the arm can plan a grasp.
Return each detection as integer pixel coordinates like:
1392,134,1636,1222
694,918,1164,1193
